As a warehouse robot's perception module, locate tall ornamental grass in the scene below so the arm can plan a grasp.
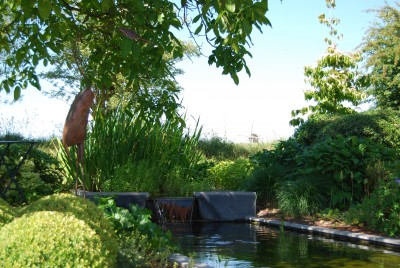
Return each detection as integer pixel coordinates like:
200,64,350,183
59,106,205,196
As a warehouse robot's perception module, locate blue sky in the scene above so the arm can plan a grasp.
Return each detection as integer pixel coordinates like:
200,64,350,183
0,0,397,141
176,0,397,142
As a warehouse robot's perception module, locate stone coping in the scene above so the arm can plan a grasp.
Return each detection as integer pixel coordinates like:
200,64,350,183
248,217,400,248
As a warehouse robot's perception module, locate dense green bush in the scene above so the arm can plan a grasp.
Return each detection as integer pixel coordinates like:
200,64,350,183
294,110,400,149
243,167,277,206
250,135,399,216
20,193,118,264
244,138,304,206
345,180,400,237
0,137,66,206
292,136,397,210
0,211,113,267
208,158,253,190
276,178,325,216
0,198,15,228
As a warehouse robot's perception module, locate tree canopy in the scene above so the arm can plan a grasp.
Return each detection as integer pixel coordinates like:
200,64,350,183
0,0,270,105
361,2,400,110
290,1,367,126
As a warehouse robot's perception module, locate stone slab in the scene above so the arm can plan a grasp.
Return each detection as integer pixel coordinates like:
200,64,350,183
193,191,256,221
77,190,150,209
249,217,400,248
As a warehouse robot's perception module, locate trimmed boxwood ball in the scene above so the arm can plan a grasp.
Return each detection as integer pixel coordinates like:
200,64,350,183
20,193,118,266
0,211,112,267
0,198,15,228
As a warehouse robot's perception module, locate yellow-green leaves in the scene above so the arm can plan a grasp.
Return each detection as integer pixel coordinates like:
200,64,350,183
225,0,235,13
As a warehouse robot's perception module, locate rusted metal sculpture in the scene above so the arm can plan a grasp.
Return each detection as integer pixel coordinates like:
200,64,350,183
62,88,95,194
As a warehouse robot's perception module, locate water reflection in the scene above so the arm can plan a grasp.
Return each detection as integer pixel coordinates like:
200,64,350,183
167,222,400,268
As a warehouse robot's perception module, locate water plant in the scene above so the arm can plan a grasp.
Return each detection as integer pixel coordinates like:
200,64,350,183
96,196,176,267
59,106,204,196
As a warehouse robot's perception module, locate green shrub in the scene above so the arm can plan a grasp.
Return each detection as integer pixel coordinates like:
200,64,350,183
345,180,400,237
0,198,15,228
243,167,277,207
0,138,66,206
245,138,304,206
20,193,118,265
293,136,397,209
208,158,253,190
0,211,113,267
276,178,325,217
294,109,400,149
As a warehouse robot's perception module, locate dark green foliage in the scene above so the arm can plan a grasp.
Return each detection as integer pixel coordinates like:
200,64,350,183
292,136,396,209
294,110,400,149
0,211,114,267
97,197,176,267
346,180,400,237
250,134,398,216
244,167,277,206
292,114,336,146
277,179,325,216
0,137,66,206
1,0,269,101
361,3,400,109
245,138,303,206
248,139,300,204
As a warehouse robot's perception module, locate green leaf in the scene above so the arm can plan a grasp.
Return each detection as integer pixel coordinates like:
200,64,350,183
194,24,203,35
121,38,132,57
242,20,252,35
231,72,239,85
32,54,39,66
231,40,239,53
2,81,10,93
225,0,235,13
101,0,112,12
14,86,21,100
21,0,35,16
38,0,52,20
192,14,202,23
169,18,182,29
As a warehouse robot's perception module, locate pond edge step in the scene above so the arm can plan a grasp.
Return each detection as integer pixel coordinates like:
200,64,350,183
249,217,400,248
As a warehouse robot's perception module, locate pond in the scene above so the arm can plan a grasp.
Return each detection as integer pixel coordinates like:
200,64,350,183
167,222,400,268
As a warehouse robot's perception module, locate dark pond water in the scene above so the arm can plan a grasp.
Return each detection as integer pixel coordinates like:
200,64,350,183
167,222,400,268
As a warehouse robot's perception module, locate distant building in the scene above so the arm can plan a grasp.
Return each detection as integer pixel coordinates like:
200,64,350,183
248,133,259,143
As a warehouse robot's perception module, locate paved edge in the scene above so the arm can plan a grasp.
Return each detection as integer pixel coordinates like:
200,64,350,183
248,217,400,248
